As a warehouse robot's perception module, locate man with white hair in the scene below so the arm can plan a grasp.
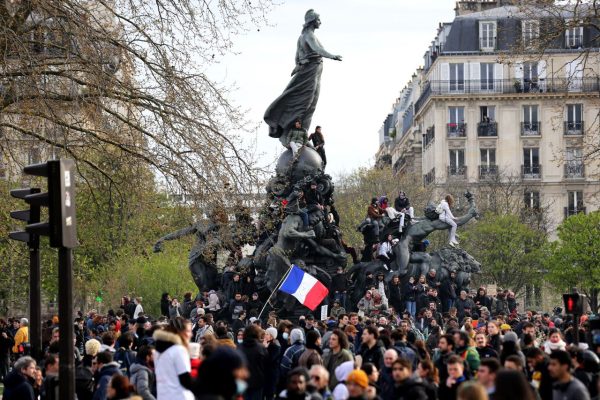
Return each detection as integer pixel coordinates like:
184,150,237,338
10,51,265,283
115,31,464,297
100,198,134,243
12,318,29,356
309,365,332,399
378,348,399,400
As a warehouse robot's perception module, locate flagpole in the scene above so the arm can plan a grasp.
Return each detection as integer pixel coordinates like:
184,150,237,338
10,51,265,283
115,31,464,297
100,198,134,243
258,264,295,321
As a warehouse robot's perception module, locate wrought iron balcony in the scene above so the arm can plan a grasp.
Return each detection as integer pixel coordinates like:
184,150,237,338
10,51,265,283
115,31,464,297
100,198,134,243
447,165,467,179
521,164,542,179
479,165,498,180
447,123,467,138
521,122,541,136
564,163,585,179
477,122,497,137
564,121,584,135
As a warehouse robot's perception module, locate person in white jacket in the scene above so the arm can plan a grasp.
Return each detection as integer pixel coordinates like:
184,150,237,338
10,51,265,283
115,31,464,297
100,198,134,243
438,194,459,247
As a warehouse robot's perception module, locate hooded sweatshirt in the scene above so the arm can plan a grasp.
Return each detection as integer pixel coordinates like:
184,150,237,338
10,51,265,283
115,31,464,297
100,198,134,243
130,363,157,400
332,361,355,400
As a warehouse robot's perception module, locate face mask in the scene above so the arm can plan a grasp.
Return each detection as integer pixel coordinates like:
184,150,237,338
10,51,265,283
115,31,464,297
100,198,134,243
236,379,248,394
237,339,243,344
282,332,289,341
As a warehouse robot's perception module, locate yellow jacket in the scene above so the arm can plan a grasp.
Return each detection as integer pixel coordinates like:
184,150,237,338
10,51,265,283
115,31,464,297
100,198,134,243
12,326,28,353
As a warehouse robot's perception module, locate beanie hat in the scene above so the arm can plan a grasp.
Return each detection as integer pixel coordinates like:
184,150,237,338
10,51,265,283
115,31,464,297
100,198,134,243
500,323,511,331
266,327,278,340
85,339,101,357
503,331,519,343
290,328,304,344
346,369,369,389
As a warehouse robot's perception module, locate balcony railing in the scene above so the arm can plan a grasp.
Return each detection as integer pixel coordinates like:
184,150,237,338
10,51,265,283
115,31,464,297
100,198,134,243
447,165,467,178
564,206,586,218
564,121,584,135
564,163,584,179
423,126,435,148
522,164,542,179
477,121,497,137
414,78,600,114
447,123,467,137
479,165,498,179
521,122,541,136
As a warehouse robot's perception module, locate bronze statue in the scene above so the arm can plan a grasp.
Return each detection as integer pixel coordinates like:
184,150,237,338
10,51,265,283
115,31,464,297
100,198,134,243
264,9,342,139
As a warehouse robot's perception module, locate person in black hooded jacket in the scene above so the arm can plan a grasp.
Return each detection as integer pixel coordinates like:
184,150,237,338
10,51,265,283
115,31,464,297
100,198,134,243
390,359,428,400
194,346,248,400
238,324,268,400
160,293,171,317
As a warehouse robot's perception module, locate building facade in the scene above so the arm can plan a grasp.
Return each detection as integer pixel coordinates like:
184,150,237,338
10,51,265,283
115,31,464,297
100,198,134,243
375,0,600,232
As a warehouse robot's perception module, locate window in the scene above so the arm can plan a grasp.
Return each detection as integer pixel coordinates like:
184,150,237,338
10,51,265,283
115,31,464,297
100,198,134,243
524,191,540,209
449,149,465,176
450,63,464,92
480,63,495,91
565,23,583,48
479,21,496,50
480,148,496,166
567,190,584,216
523,148,540,177
523,62,541,92
478,106,497,136
565,148,584,178
522,20,540,46
565,104,583,134
448,107,466,137
479,148,497,178
522,105,540,135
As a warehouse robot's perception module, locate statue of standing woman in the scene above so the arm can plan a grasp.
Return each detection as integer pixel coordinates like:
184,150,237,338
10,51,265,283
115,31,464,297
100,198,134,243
264,9,342,141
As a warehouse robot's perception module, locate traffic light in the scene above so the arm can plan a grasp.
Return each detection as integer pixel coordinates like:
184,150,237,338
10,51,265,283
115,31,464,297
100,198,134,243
9,188,41,244
563,293,585,315
9,159,78,248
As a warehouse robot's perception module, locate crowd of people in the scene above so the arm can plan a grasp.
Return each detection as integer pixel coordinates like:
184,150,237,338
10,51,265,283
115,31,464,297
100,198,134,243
1,282,599,400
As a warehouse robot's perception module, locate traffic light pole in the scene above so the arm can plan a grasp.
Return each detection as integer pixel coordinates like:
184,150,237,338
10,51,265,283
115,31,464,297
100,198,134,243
28,234,42,361
58,247,75,400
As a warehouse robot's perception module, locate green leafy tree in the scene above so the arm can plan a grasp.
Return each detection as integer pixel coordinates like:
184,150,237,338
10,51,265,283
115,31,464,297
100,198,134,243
461,214,546,296
544,211,600,311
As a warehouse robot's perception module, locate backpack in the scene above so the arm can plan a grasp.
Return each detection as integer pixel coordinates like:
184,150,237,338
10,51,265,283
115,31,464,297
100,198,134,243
114,348,135,377
435,202,444,215
75,365,95,400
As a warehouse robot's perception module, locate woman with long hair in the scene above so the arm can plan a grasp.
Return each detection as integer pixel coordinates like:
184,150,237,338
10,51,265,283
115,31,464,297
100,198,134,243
438,194,459,247
417,359,439,400
493,370,535,400
153,316,194,400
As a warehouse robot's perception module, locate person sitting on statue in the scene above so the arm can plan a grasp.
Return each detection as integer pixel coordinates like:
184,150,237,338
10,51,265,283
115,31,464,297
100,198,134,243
366,197,384,237
437,194,459,247
377,234,394,268
304,180,324,213
390,191,415,233
285,190,309,228
280,119,308,156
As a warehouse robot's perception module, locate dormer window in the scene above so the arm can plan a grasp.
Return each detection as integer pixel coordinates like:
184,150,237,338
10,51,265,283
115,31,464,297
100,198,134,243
565,21,583,48
522,20,539,47
479,21,497,51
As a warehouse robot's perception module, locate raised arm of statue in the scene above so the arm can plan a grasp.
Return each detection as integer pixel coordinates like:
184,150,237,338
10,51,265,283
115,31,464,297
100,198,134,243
304,31,342,61
153,224,199,253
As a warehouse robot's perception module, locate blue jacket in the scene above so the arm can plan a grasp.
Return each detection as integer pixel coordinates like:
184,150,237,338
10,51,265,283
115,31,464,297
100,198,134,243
280,341,305,376
93,362,122,400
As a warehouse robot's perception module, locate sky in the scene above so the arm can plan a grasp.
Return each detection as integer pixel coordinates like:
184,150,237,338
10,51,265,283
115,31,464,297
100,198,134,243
210,0,457,179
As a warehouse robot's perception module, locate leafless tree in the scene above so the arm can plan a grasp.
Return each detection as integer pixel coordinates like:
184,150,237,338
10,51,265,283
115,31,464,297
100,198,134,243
0,0,273,203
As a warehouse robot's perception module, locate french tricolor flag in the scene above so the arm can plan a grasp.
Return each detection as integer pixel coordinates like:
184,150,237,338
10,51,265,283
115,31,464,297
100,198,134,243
279,265,329,311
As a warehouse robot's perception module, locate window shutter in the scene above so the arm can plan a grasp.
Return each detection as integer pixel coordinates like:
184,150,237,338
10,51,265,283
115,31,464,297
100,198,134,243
515,62,524,81
494,63,503,92
470,62,480,92
538,60,547,91
441,62,450,92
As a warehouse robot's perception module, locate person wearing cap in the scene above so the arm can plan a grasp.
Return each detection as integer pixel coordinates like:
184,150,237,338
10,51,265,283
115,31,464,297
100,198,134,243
330,300,346,319
345,369,369,400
